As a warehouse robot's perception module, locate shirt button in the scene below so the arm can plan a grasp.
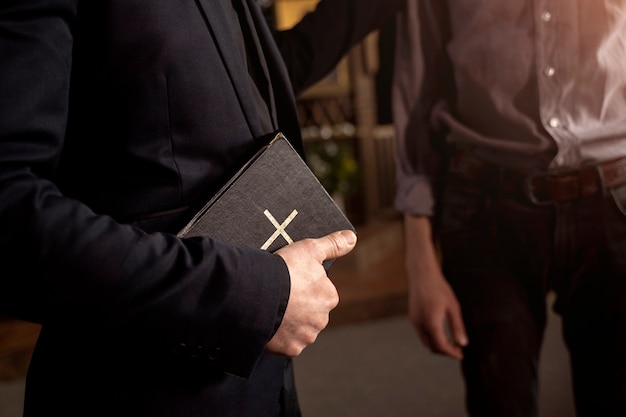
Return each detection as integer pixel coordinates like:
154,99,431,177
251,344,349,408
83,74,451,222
544,66,555,77
548,117,560,128
541,11,552,22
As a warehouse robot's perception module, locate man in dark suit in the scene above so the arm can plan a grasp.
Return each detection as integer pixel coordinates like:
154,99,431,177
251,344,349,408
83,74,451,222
0,0,406,415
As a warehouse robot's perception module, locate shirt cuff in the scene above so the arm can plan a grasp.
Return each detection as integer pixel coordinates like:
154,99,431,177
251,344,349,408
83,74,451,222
394,176,435,216
271,254,290,335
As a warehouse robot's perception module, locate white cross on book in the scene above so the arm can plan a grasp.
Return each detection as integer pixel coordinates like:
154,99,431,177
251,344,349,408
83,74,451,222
261,209,298,250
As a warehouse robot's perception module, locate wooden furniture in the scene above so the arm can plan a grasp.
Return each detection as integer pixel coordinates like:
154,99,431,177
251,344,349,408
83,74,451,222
0,317,40,380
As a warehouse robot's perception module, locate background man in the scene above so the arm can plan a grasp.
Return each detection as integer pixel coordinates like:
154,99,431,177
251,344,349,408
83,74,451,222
393,1,626,416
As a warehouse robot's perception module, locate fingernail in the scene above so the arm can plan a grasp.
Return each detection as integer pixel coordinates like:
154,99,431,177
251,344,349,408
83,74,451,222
340,230,357,246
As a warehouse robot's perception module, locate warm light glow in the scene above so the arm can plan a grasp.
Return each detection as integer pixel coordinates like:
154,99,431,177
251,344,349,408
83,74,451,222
274,0,320,30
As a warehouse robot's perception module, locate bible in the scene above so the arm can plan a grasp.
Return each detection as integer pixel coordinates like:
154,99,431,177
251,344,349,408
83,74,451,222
177,132,355,269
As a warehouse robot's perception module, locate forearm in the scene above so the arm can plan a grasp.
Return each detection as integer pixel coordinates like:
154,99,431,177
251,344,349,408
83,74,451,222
403,213,441,277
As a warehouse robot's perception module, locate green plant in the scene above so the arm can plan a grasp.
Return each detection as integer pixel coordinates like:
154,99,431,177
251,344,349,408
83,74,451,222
305,139,360,197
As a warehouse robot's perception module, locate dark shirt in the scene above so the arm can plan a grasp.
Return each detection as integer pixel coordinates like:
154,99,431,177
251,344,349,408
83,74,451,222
393,0,626,215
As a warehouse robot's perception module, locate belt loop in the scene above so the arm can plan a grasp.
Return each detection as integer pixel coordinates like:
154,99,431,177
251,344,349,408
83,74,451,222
523,173,555,206
595,163,609,197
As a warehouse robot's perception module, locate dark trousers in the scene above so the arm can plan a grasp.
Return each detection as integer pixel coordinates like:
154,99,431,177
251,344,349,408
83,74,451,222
438,175,626,417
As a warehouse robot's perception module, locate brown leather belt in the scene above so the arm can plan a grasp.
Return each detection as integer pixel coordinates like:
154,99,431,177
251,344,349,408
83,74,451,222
448,152,626,205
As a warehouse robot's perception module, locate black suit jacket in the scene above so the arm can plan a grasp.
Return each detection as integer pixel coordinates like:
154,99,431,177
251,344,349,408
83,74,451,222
0,0,405,415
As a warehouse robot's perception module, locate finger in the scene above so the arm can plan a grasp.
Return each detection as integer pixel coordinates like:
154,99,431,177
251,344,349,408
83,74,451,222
317,230,357,261
425,320,464,360
429,332,464,360
439,342,464,360
447,308,468,348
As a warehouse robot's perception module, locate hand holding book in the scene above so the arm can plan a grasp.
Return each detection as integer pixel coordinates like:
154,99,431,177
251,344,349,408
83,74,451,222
267,230,357,356
177,132,358,357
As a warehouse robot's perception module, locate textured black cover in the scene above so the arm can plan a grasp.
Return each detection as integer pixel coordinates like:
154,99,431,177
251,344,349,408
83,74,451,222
177,133,355,266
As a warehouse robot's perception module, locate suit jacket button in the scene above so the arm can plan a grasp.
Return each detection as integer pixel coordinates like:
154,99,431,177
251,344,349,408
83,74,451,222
207,347,221,361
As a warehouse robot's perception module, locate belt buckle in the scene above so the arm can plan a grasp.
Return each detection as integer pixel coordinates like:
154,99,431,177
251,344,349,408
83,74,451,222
523,172,555,206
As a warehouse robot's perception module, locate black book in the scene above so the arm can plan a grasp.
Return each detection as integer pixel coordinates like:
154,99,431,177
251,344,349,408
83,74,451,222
177,132,355,269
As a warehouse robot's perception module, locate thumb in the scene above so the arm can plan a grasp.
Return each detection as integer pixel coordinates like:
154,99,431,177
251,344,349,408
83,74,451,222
318,230,357,261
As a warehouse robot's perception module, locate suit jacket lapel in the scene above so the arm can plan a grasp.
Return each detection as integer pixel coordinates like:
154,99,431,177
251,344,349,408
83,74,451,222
194,0,265,138
246,0,305,156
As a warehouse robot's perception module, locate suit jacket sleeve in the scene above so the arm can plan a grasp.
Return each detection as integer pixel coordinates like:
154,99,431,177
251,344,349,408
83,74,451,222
0,0,288,379
274,0,408,96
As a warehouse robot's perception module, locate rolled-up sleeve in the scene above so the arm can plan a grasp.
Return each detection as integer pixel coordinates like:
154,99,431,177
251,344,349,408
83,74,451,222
392,0,453,216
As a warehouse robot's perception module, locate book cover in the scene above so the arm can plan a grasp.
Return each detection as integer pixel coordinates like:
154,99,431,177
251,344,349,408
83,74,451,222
177,132,355,268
